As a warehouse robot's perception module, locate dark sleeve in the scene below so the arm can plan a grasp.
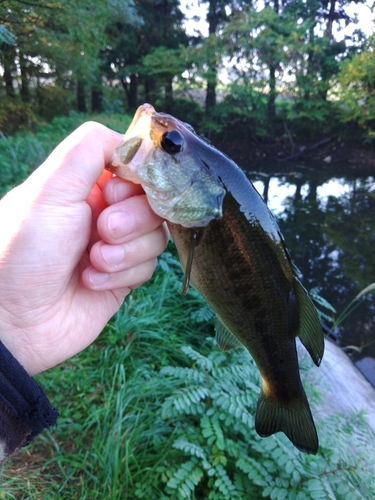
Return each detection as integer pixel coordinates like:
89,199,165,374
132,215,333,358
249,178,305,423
0,340,59,463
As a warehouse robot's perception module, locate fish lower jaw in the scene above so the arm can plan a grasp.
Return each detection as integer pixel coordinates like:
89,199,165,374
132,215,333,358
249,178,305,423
147,199,217,227
142,185,220,227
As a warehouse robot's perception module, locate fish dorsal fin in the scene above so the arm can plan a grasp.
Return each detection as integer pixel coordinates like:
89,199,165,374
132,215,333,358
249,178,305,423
294,278,325,366
181,229,199,296
215,320,244,352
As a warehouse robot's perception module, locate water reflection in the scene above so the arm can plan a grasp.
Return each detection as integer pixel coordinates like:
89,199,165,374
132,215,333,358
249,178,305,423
243,162,375,387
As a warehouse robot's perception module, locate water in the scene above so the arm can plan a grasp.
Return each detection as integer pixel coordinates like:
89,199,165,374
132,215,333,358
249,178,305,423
241,160,375,387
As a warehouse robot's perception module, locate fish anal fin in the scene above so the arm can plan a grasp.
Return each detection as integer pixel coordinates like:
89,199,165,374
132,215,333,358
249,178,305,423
255,386,318,455
215,320,244,352
294,278,325,367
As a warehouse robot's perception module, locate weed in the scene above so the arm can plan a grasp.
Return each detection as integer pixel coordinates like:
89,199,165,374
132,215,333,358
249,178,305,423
1,250,374,499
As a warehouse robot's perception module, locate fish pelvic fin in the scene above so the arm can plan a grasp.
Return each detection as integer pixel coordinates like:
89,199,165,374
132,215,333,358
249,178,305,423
255,387,318,455
215,320,244,352
181,229,199,296
294,278,325,367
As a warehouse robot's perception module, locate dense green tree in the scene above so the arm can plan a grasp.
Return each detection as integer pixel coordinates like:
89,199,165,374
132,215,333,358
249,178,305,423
0,0,373,139
0,0,141,125
337,34,375,137
191,1,254,113
219,0,367,137
204,0,228,111
102,0,187,111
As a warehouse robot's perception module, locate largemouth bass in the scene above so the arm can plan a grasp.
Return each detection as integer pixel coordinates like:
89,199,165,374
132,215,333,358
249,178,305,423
107,103,324,454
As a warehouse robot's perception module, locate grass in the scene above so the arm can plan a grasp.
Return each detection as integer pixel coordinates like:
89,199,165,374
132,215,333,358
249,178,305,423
0,112,132,197
1,248,375,499
0,249,214,498
1,117,375,498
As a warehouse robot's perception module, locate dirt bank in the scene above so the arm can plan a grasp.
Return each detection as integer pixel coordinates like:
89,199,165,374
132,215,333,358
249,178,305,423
309,340,375,435
218,136,375,171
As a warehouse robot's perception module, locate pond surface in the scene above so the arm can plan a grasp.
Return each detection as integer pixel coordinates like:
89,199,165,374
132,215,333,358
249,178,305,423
240,159,375,387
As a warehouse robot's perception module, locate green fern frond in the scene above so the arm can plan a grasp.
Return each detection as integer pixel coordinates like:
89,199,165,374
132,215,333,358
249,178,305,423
201,414,225,450
236,456,273,488
166,458,204,498
160,365,206,384
172,438,207,460
161,386,209,418
181,345,214,371
209,464,240,499
192,304,216,323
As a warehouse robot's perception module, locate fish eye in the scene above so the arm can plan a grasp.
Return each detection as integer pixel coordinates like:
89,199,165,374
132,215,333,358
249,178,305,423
161,130,184,155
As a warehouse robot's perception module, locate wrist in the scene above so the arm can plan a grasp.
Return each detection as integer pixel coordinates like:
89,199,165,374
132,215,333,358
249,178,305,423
0,323,39,376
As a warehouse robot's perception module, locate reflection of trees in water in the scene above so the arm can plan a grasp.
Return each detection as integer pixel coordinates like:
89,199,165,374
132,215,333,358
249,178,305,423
249,169,375,360
325,189,375,288
323,186,375,356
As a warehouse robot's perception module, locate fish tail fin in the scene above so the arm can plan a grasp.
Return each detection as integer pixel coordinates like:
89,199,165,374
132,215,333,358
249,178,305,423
255,389,318,455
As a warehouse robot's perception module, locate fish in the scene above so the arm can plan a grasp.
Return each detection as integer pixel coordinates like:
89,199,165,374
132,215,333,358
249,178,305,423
106,103,324,454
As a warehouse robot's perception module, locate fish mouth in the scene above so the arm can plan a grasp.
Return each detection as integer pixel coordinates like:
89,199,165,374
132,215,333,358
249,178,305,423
106,104,156,183
125,103,155,138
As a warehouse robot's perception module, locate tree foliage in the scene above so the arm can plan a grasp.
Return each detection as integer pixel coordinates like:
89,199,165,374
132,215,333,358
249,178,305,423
337,34,375,137
0,0,372,139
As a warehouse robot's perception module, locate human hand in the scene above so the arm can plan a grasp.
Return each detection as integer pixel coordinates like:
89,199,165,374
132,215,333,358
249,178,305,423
0,122,169,376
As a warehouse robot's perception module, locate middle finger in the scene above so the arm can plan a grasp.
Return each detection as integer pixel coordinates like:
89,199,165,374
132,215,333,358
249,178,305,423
90,223,169,273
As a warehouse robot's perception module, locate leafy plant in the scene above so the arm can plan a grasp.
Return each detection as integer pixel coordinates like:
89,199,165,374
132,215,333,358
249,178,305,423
309,287,337,325
0,113,131,197
310,283,375,343
201,82,269,141
1,251,374,499
151,341,375,499
337,35,375,137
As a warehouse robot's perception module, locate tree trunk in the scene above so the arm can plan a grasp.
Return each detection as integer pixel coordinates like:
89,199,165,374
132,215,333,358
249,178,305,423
205,68,217,112
144,77,153,104
267,65,276,122
19,52,30,103
77,81,87,112
326,0,336,41
164,78,174,112
128,74,138,110
205,0,221,113
1,44,16,98
267,0,279,122
91,89,103,112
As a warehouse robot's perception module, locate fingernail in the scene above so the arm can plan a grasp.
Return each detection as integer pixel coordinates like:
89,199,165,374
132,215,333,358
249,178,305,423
89,269,109,286
100,244,125,268
107,211,135,240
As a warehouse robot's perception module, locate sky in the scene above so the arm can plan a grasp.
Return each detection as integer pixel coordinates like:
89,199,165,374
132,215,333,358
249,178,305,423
180,0,375,39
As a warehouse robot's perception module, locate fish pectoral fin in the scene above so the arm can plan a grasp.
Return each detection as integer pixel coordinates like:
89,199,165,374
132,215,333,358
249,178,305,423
294,278,325,367
215,320,244,352
255,385,318,455
181,229,198,296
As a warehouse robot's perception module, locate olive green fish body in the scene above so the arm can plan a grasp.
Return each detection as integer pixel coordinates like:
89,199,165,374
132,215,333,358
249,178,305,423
107,104,324,454
168,192,318,453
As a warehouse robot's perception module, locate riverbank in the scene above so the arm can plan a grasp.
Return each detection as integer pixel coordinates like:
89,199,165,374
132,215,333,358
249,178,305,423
300,339,375,435
218,136,375,170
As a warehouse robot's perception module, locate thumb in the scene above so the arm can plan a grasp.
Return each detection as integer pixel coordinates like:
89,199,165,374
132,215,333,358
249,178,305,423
26,122,123,204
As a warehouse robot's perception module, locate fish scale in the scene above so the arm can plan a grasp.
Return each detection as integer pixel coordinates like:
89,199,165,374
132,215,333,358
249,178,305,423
107,103,324,454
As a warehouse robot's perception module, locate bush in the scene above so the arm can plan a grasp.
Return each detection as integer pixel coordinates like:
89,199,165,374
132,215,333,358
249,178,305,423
170,97,204,129
0,113,131,197
201,83,269,142
337,35,375,139
1,250,374,499
0,97,37,135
